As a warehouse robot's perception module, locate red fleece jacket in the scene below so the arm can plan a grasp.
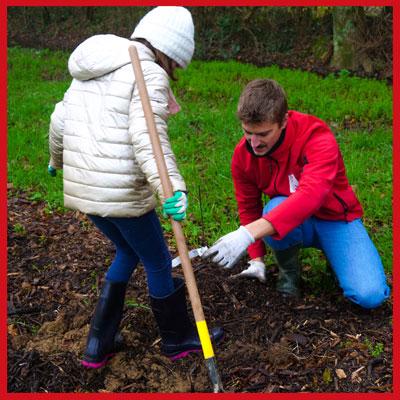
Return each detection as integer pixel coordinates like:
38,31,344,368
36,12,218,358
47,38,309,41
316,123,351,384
231,110,363,259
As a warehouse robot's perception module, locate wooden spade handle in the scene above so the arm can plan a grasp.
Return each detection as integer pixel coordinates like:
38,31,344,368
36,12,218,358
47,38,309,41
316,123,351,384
128,45,205,323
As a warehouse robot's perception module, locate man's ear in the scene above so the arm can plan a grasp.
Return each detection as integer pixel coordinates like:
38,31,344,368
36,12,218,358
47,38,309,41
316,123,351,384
280,113,289,130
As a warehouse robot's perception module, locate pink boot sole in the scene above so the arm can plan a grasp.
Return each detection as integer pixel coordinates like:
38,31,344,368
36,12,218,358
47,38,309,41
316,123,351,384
169,349,201,361
81,353,115,369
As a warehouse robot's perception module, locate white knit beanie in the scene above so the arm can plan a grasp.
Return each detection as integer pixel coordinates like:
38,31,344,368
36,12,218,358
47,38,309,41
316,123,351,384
131,6,194,69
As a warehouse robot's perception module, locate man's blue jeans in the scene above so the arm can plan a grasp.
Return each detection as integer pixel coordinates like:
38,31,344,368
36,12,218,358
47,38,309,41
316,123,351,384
263,196,390,309
87,210,174,298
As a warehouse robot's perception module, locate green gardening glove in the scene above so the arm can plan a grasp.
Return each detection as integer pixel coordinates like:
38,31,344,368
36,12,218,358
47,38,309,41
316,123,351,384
162,191,188,221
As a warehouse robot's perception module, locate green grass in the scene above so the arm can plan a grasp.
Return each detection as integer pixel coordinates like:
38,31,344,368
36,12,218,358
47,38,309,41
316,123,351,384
8,47,70,205
8,47,392,273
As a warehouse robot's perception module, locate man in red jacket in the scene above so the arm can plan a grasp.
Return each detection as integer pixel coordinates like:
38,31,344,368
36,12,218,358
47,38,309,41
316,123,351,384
203,79,390,309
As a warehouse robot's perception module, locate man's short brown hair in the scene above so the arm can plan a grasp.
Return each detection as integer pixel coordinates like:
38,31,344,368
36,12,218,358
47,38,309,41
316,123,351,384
237,79,288,126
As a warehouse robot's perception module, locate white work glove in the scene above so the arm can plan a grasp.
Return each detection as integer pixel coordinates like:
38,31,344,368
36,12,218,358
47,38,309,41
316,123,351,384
238,260,266,283
202,226,255,269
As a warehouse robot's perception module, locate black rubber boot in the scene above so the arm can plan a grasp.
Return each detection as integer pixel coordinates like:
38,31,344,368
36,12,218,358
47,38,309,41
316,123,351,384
150,278,224,360
81,280,127,368
273,245,302,298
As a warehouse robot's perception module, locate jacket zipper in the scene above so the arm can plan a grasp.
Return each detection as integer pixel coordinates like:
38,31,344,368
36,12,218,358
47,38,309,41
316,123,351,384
333,192,349,221
267,156,281,195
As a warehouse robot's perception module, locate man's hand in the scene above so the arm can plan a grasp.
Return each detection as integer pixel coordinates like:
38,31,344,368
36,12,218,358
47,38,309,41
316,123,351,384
48,165,57,177
162,191,188,221
238,259,266,283
202,226,255,269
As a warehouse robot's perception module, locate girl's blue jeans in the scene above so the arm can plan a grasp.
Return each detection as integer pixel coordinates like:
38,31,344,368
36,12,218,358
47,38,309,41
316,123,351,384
263,196,390,309
87,210,174,298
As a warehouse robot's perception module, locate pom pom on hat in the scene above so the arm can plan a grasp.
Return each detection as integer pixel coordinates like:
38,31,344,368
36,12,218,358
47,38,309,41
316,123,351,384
131,6,194,69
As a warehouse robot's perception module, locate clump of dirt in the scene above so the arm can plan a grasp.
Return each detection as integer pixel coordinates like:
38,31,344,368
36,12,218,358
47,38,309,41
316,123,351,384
8,188,393,392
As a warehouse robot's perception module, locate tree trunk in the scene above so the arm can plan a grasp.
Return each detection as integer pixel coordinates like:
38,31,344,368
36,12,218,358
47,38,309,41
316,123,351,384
42,7,51,25
86,7,94,22
331,6,372,72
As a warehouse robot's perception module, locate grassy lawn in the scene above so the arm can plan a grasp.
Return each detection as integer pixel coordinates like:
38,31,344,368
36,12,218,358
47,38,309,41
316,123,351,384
8,47,392,273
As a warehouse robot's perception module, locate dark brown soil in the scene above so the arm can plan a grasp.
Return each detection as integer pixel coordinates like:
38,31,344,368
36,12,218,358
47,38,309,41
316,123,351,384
7,187,393,393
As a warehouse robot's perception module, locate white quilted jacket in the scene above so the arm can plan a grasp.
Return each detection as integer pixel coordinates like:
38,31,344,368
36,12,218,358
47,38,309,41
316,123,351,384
49,35,186,217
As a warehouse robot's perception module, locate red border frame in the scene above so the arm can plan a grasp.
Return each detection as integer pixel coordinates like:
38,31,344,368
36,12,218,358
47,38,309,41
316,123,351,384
2,1,397,6
1,0,8,398
2,1,398,399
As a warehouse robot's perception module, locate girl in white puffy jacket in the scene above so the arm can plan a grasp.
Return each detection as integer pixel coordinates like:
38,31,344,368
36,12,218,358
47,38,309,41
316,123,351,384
48,6,222,369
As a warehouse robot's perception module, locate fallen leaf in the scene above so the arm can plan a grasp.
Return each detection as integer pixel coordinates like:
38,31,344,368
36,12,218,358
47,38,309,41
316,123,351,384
8,324,19,336
330,337,341,347
67,224,76,234
21,281,32,290
335,368,347,379
323,368,332,384
345,333,361,341
351,366,365,383
286,333,308,346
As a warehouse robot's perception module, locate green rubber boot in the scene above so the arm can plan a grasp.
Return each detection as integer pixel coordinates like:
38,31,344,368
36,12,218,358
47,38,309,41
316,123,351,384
273,245,301,298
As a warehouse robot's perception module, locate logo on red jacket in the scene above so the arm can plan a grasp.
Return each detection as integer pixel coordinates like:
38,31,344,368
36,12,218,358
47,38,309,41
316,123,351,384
288,174,299,193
